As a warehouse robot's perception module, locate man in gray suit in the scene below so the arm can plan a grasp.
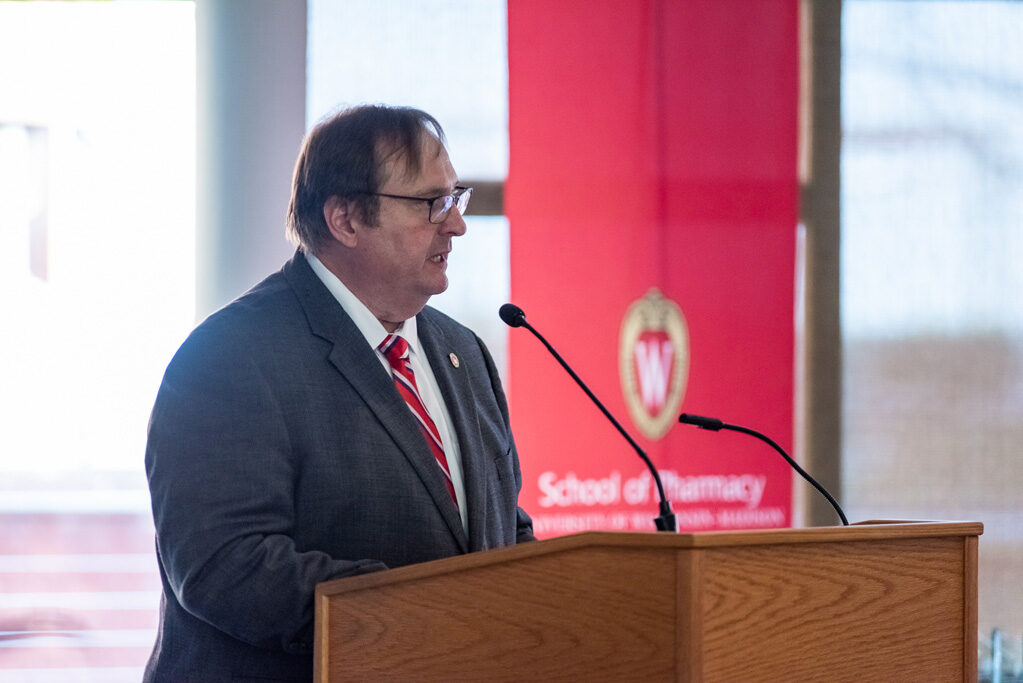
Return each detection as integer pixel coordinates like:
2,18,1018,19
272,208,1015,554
144,105,534,682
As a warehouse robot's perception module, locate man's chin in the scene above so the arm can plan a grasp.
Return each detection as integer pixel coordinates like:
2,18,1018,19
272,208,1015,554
425,277,449,297
404,282,447,316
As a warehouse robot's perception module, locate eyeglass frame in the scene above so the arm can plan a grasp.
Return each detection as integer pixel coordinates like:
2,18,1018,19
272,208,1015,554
357,186,473,224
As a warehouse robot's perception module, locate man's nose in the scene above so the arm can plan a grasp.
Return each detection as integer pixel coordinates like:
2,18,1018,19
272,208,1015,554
441,206,467,236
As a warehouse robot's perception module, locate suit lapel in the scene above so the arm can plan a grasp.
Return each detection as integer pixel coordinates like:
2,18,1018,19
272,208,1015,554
284,253,468,551
417,310,489,553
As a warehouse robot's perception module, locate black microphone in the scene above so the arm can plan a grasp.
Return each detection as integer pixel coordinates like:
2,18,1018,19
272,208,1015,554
498,303,526,328
678,413,849,526
500,303,677,532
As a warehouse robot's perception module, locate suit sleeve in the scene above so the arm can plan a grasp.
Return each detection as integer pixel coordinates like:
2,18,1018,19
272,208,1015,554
145,325,386,654
475,334,536,544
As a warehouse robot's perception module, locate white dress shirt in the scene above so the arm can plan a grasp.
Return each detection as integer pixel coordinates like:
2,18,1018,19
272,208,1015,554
306,253,468,533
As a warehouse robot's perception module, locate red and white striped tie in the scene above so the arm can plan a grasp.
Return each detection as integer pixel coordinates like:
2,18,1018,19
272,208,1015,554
378,334,457,505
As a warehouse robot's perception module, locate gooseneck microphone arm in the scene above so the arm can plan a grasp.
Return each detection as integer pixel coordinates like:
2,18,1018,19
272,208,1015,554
678,413,849,526
500,303,677,532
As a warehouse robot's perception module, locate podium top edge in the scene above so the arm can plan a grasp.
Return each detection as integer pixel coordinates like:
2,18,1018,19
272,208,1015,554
315,520,982,597
576,519,983,546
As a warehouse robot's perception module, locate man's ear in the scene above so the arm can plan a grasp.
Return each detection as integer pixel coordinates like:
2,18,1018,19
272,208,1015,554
323,196,359,248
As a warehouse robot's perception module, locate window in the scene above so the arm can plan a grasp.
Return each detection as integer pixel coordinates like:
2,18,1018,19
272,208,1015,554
841,0,1023,659
0,3,195,679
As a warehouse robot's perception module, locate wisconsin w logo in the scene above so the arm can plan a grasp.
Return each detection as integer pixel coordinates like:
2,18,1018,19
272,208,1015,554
634,332,674,412
619,289,688,440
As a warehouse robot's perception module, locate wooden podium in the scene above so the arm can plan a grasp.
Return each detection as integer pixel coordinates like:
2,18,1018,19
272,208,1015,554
314,521,981,682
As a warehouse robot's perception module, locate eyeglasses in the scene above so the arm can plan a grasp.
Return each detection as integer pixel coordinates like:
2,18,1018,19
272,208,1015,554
363,186,473,224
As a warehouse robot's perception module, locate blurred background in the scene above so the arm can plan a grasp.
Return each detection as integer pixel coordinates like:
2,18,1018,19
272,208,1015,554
0,0,1020,680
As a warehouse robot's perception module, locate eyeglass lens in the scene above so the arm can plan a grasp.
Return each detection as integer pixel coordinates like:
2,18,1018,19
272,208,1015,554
429,189,471,223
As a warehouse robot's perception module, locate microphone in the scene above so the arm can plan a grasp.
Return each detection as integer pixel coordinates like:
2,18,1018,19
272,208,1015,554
678,413,849,526
500,303,677,532
498,303,526,328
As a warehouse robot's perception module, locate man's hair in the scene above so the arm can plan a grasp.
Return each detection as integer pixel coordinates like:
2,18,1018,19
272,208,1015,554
286,104,446,253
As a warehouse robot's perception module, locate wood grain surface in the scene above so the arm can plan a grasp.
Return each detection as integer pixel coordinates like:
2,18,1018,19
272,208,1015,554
315,522,982,682
325,546,678,681
698,537,967,681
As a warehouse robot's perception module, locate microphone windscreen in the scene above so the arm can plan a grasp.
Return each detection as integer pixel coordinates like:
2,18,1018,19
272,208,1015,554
499,303,526,328
678,413,724,431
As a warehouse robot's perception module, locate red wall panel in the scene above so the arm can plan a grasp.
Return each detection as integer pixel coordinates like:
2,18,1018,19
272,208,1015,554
507,0,799,535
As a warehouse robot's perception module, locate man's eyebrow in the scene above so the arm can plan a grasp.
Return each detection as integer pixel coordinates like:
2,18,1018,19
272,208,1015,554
415,183,459,197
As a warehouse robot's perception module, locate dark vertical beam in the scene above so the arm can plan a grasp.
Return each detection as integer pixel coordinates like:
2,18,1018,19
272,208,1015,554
798,0,843,526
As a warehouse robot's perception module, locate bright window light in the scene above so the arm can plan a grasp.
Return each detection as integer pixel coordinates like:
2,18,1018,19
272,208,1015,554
0,1,195,503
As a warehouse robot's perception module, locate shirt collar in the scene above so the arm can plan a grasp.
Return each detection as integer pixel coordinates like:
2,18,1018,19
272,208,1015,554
305,251,422,355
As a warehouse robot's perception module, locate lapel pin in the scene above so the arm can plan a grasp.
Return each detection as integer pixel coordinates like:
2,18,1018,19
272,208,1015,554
449,352,460,368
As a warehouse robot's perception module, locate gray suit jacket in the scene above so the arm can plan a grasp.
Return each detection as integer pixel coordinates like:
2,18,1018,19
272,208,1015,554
144,252,534,682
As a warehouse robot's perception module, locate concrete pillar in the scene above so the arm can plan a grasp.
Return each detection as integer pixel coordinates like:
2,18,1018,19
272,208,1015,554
196,0,306,319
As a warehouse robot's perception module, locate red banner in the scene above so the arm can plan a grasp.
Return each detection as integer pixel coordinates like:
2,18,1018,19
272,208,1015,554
506,0,799,536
